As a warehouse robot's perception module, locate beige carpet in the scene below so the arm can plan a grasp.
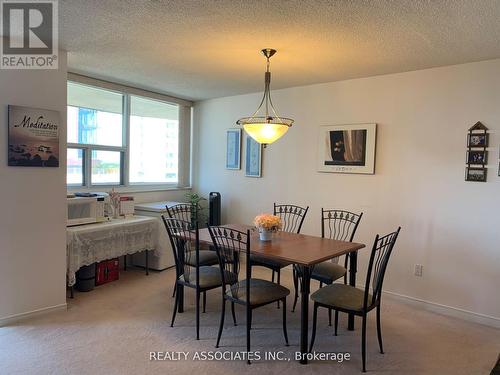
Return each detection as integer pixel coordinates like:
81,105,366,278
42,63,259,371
0,266,498,375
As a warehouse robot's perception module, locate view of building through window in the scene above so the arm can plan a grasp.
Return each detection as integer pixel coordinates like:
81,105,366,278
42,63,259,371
66,81,181,187
129,95,179,184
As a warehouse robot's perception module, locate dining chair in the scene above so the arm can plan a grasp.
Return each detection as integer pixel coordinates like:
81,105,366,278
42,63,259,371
162,217,223,340
208,225,290,364
292,209,363,317
166,203,218,300
309,227,401,372
250,203,308,307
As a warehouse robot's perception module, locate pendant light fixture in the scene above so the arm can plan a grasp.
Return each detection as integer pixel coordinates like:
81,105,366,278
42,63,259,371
237,48,293,146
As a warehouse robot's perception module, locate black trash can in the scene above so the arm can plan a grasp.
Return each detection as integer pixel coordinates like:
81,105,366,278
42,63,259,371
75,263,96,292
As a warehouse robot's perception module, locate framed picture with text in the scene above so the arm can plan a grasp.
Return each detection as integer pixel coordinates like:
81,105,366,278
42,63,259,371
465,167,487,182
8,105,60,167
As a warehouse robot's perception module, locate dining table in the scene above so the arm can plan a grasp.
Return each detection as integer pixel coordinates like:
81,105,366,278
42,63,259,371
191,224,366,364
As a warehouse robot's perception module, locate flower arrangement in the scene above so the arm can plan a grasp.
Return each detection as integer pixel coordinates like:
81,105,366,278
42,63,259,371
254,214,282,232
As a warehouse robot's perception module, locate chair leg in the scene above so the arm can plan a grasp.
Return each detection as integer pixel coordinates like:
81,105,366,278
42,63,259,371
172,282,177,298
282,298,289,346
170,283,179,327
276,269,281,309
271,270,275,283
292,269,299,313
202,291,207,313
309,303,318,352
328,308,332,326
196,289,200,340
231,302,237,326
320,281,323,288
362,313,367,372
334,310,339,336
376,304,384,354
215,298,226,348
246,306,252,364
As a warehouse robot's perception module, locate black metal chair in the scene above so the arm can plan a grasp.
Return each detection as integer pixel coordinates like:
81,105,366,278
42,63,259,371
208,225,290,364
162,217,222,340
292,209,363,314
166,203,218,299
250,203,308,307
309,227,401,372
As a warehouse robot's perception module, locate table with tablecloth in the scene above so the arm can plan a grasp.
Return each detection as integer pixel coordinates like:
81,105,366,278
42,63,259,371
66,216,159,287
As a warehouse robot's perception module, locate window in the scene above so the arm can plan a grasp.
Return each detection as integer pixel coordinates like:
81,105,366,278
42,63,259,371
67,79,190,189
129,96,179,184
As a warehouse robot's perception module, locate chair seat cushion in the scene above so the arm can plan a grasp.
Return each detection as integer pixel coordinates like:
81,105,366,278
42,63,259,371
250,255,292,270
311,261,347,283
181,266,222,289
311,283,371,311
228,278,290,306
185,250,218,267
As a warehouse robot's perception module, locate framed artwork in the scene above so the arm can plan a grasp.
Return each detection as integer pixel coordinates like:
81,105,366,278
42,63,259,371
317,123,377,174
465,121,488,182
466,150,487,164
245,135,262,177
226,129,241,169
465,167,487,182
8,105,60,167
467,133,488,147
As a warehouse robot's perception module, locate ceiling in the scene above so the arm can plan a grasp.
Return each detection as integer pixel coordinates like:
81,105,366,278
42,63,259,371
60,0,500,101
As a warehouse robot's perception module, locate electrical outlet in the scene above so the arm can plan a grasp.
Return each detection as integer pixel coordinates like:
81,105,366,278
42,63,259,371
414,264,423,277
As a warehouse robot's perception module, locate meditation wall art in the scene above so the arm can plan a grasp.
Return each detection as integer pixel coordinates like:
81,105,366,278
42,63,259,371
317,123,377,174
8,105,60,167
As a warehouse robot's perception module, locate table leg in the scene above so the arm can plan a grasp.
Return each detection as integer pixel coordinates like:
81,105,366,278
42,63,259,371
178,284,184,313
124,254,127,271
145,250,149,276
70,285,74,299
298,265,311,364
348,251,358,330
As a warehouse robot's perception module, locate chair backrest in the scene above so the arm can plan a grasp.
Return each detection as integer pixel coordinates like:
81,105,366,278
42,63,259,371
321,209,363,242
208,226,250,304
363,227,401,309
274,203,309,234
162,216,199,283
166,203,197,228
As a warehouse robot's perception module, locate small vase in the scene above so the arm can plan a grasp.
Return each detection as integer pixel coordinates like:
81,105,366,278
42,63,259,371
112,204,120,219
259,228,273,241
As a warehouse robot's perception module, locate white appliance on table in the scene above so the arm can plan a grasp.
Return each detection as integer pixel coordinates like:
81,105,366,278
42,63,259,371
131,201,181,271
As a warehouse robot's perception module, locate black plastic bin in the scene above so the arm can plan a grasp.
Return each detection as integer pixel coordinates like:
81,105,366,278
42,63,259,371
75,263,96,292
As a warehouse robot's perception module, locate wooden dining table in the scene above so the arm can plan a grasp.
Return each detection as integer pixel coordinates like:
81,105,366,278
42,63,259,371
191,224,366,364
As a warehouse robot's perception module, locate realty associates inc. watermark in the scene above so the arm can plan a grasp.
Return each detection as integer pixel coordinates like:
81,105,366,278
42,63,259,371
1,0,58,69
150,351,351,363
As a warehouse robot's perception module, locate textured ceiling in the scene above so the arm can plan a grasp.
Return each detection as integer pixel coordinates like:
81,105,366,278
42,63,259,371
60,0,500,101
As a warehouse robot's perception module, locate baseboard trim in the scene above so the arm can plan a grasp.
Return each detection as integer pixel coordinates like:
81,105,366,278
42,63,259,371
0,303,67,327
281,266,500,329
381,290,500,329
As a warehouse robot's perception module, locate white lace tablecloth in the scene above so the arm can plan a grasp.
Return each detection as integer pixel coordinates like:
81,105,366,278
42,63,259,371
67,216,159,286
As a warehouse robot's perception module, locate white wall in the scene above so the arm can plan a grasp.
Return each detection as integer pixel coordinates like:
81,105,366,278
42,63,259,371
194,59,500,322
0,52,69,322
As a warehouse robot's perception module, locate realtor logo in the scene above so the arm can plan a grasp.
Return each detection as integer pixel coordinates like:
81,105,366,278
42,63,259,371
1,0,58,69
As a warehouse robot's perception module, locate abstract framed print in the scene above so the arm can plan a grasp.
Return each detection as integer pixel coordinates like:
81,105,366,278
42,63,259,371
245,135,262,177
317,123,376,174
226,129,241,169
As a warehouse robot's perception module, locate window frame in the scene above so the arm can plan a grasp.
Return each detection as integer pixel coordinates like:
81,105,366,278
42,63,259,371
67,74,193,192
